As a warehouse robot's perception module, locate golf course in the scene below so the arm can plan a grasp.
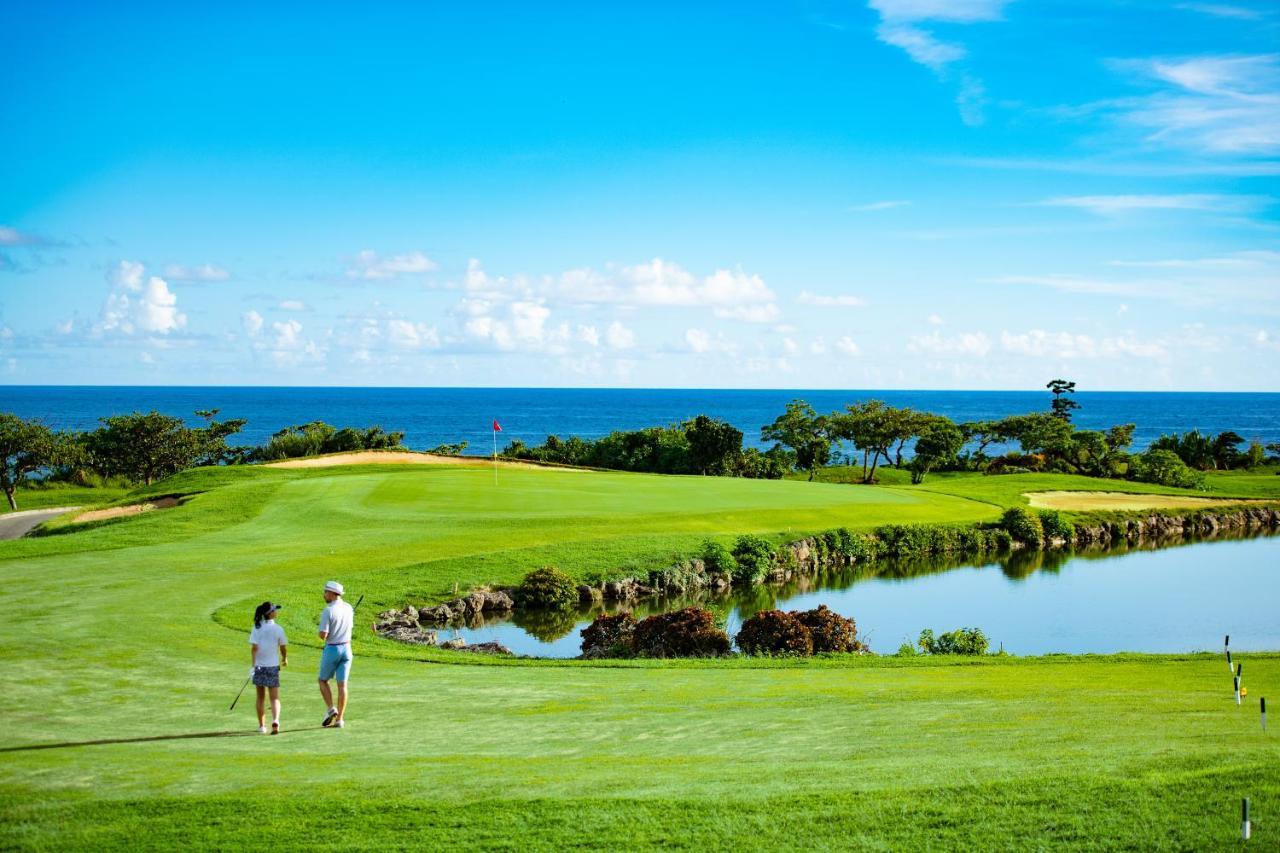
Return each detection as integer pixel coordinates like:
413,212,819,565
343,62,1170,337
2,458,1279,849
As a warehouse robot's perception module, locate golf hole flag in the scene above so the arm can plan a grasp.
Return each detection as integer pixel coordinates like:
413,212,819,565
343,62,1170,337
493,420,502,432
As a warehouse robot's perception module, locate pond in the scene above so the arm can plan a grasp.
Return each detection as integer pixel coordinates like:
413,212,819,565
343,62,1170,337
440,534,1280,658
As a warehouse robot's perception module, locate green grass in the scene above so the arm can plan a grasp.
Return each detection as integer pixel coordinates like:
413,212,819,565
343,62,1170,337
2,461,1279,849
3,483,129,514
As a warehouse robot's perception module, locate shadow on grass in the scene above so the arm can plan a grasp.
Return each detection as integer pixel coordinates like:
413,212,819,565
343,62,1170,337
0,725,330,753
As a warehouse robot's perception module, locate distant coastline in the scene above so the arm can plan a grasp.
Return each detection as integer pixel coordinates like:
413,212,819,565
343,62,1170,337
4,385,1280,452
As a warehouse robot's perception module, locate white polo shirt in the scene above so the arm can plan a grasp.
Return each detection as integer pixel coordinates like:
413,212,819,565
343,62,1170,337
318,599,354,645
249,620,288,667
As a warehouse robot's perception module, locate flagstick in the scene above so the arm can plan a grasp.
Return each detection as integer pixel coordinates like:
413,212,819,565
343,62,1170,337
492,424,498,486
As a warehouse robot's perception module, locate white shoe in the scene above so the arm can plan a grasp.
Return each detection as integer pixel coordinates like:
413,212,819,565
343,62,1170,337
335,719,345,729
257,725,267,734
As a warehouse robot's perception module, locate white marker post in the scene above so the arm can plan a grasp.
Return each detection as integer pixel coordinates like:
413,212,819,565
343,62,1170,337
1242,797,1251,841
1235,676,1242,706
1227,649,1233,672
1262,697,1267,733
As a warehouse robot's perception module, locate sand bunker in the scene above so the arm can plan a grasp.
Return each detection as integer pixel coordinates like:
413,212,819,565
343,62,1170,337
74,496,183,523
1026,491,1266,512
264,450,564,470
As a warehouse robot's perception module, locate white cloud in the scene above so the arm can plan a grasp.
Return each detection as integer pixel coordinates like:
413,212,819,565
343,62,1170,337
1177,3,1265,19
875,23,966,71
386,319,441,350
715,304,780,323
1000,329,1167,360
577,324,600,347
850,200,912,212
0,226,41,246
835,336,862,356
164,263,230,282
685,328,712,353
55,319,74,335
867,0,1009,124
261,318,326,367
113,260,145,290
242,310,264,336
605,321,635,350
1107,53,1280,156
346,250,439,280
927,313,944,326
909,330,993,357
278,299,308,311
1037,193,1268,215
98,262,186,335
798,291,866,307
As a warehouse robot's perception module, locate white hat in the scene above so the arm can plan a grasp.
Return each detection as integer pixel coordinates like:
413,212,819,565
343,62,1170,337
324,580,344,595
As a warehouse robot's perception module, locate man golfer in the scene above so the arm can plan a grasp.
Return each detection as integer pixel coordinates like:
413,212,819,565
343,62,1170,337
317,580,354,728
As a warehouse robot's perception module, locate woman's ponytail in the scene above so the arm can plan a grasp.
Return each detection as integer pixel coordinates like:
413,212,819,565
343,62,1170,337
253,601,271,629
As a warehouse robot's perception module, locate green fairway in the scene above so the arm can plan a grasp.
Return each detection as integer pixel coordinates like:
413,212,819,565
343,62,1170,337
3,462,1279,849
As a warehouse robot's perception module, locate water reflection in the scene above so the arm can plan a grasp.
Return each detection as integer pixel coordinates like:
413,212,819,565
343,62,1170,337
439,532,1280,657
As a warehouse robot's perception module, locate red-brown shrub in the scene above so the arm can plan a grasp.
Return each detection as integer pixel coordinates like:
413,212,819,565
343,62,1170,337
632,607,731,658
735,609,814,656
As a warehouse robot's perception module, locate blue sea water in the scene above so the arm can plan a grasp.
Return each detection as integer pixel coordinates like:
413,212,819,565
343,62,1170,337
2,386,1279,452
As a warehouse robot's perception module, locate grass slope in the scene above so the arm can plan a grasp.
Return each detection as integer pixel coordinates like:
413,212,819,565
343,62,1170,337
2,462,1279,849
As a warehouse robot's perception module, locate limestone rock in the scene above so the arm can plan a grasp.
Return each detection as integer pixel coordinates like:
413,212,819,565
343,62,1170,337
440,637,468,650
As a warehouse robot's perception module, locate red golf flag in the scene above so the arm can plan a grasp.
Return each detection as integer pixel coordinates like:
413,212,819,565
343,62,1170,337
492,420,502,432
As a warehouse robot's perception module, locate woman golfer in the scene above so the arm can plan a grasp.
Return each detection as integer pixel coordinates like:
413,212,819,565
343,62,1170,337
249,601,288,734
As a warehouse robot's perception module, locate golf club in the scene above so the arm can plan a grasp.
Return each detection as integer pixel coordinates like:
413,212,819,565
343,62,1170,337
229,670,253,711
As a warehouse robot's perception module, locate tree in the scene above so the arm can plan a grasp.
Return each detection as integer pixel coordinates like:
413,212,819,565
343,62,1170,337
994,412,1074,459
1047,379,1080,422
829,401,915,484
85,411,203,485
1211,431,1245,470
0,414,63,510
910,419,964,483
684,415,744,475
761,400,831,481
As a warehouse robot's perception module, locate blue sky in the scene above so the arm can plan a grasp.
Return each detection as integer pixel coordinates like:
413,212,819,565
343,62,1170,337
1,0,1277,390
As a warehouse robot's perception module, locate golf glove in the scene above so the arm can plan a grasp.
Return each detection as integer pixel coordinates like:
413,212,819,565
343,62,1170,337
249,666,257,677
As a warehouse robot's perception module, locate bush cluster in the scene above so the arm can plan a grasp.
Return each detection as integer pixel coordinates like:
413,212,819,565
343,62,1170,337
700,540,738,577
736,606,863,656
514,566,578,611
579,611,636,658
731,534,775,585
1000,507,1044,546
796,605,861,653
918,627,989,655
631,608,731,658
735,610,814,656
1037,510,1075,542
251,421,404,462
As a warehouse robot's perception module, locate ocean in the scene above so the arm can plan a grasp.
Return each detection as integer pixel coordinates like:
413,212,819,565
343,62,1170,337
3,386,1279,453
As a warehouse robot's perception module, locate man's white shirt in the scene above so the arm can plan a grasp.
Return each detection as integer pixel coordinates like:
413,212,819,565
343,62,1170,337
318,599,354,645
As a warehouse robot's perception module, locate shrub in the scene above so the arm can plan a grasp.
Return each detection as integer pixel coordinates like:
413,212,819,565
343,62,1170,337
632,608,730,658
1130,449,1208,490
579,611,636,658
1038,510,1075,542
794,605,862,653
918,627,989,655
1001,507,1044,546
895,641,921,657
514,566,578,610
988,528,1015,551
736,610,814,656
731,534,775,585
701,540,738,577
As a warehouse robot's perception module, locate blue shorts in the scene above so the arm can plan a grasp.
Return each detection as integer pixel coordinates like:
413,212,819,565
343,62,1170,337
319,643,352,682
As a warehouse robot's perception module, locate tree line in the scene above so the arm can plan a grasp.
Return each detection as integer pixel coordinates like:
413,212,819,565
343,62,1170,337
759,380,1279,489
0,411,404,510
500,415,793,479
